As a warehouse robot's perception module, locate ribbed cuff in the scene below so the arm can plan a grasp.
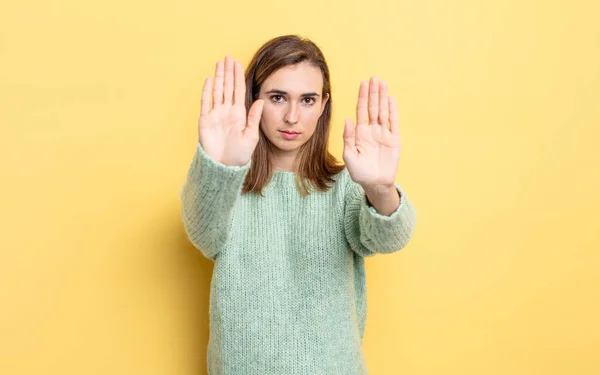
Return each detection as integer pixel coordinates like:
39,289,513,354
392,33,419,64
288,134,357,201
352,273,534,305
359,183,416,252
187,142,251,193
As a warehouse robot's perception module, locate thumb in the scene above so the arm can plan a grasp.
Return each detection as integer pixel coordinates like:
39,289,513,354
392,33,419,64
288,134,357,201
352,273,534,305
344,118,356,150
247,99,264,132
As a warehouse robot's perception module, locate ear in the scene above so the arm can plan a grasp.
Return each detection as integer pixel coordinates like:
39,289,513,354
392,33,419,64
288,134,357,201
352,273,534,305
320,93,330,116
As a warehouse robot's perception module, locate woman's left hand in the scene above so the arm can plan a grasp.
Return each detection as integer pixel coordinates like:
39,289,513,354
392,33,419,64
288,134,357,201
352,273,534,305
343,76,402,191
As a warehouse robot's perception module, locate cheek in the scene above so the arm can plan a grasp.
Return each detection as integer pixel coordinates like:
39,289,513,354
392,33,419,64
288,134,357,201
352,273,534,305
301,107,322,126
260,106,280,130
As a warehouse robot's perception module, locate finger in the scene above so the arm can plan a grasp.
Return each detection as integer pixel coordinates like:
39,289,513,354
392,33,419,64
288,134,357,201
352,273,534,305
356,81,368,125
233,60,245,105
344,118,356,151
368,76,379,125
379,81,389,129
389,96,400,135
223,56,234,105
246,99,265,132
200,77,213,117
213,61,224,106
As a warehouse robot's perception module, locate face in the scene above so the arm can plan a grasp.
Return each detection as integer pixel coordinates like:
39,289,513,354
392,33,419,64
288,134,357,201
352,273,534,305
258,62,329,160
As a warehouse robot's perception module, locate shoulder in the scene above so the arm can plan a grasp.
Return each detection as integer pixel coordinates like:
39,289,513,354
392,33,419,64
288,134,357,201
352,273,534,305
333,167,362,191
329,167,363,204
331,166,351,189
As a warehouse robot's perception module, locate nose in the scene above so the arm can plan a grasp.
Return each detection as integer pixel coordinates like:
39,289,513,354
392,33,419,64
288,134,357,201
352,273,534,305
284,102,299,125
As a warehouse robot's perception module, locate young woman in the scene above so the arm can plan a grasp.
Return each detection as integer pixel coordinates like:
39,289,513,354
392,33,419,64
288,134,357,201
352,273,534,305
181,35,416,375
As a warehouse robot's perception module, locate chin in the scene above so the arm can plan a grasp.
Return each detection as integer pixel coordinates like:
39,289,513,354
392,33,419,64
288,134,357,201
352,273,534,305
274,143,301,152
270,139,304,152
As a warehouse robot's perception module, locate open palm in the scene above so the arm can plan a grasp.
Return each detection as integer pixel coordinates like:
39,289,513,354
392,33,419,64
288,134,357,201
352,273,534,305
343,77,402,188
198,56,264,166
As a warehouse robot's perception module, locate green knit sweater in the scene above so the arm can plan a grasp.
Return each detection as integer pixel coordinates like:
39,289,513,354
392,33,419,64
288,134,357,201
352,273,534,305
180,142,416,375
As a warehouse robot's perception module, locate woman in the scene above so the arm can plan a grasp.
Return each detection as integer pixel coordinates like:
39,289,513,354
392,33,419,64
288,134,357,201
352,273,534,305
181,35,416,375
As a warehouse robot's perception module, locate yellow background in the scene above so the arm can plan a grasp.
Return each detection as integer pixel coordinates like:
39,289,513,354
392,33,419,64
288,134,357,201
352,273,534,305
1,0,599,373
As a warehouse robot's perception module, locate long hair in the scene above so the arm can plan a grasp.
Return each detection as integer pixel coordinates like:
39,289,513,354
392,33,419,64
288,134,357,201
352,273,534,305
242,35,344,196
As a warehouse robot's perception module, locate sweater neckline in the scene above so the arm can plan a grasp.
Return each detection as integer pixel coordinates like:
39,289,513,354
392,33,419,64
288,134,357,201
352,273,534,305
268,170,296,187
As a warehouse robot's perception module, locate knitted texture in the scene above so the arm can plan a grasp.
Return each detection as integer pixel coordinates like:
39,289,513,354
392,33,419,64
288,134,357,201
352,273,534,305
180,142,416,375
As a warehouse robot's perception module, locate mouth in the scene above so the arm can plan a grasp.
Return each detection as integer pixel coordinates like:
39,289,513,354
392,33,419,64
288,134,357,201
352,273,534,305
279,130,301,140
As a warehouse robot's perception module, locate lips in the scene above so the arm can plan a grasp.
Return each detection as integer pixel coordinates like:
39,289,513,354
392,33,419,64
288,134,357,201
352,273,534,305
279,130,301,140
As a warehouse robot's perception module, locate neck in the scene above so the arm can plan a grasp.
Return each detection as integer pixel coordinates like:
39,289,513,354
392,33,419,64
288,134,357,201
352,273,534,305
270,149,298,172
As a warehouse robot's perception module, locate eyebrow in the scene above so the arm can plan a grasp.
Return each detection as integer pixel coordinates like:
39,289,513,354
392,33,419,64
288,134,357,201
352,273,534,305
265,89,320,97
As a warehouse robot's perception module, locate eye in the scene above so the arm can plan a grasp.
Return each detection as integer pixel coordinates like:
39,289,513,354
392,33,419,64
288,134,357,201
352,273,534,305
270,95,285,103
302,97,316,105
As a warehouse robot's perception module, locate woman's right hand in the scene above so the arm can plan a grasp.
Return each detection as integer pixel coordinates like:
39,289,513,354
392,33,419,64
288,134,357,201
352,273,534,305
198,56,264,166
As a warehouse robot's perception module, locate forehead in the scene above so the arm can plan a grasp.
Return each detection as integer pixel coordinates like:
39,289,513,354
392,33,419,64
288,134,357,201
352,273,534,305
261,62,323,94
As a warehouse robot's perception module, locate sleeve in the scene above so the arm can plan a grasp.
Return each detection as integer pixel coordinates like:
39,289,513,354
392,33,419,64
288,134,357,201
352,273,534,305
179,142,251,260
343,171,417,257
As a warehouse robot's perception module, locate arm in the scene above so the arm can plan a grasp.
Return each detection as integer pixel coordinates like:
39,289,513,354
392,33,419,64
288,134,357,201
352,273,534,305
342,76,416,256
180,142,250,260
364,184,400,217
182,56,263,260
344,173,416,257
